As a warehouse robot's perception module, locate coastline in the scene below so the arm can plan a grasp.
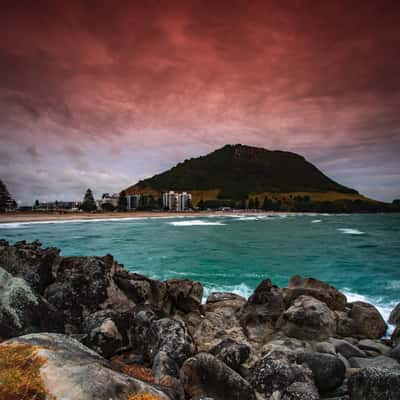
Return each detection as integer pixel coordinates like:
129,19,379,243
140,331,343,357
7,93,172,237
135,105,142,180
0,210,289,224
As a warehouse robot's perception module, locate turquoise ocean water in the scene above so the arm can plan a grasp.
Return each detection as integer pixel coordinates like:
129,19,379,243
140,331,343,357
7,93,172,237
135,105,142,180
1,213,399,328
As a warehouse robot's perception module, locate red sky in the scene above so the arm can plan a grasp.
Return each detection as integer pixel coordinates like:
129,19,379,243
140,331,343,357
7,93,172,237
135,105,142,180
1,0,399,203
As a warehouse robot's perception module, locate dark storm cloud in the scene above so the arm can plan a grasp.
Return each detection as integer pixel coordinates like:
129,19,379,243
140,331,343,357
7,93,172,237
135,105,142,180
0,0,399,202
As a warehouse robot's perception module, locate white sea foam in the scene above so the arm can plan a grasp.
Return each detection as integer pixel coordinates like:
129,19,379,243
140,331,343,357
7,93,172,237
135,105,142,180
168,220,226,226
338,228,364,235
311,219,321,223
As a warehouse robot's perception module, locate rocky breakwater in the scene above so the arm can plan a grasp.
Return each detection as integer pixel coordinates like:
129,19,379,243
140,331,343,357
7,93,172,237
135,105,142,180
0,239,399,400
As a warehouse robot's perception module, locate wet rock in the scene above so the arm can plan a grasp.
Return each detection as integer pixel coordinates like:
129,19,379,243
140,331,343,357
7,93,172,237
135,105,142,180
335,311,356,337
180,352,256,400
146,317,196,366
357,339,391,355
0,239,59,293
391,326,400,345
238,279,285,327
297,352,346,394
349,355,400,369
166,279,203,313
348,367,400,400
1,333,170,400
0,267,63,338
286,275,347,311
329,338,366,359
389,303,400,326
209,338,251,371
278,295,336,340
348,301,387,339
249,351,319,399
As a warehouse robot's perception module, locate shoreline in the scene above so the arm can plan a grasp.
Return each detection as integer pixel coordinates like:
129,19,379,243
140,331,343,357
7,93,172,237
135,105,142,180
0,210,293,224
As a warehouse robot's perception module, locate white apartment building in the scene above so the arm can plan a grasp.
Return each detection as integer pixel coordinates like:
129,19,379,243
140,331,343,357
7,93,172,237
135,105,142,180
163,191,192,211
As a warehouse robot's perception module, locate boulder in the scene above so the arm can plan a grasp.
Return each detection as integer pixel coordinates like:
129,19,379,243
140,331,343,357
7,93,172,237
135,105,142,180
238,279,285,327
44,255,134,332
114,270,171,314
349,355,400,369
278,295,336,340
205,292,246,312
297,352,346,394
146,317,196,366
357,339,391,355
329,338,366,359
180,352,256,400
0,267,63,338
192,306,247,352
286,275,347,311
0,239,59,293
0,333,170,400
335,311,356,337
348,301,387,339
391,326,400,345
315,341,336,355
209,338,251,371
389,303,400,326
166,279,203,313
348,367,400,400
83,309,131,358
248,352,319,399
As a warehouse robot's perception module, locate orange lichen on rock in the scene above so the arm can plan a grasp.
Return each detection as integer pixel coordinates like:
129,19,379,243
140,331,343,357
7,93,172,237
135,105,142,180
0,343,47,400
128,393,163,400
123,364,156,383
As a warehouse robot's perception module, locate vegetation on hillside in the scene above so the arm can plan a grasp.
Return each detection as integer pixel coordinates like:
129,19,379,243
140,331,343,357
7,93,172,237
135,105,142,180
132,144,357,199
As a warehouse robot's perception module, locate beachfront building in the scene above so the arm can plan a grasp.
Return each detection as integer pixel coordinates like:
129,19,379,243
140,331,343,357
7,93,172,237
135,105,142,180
98,193,119,208
126,194,142,210
163,191,192,211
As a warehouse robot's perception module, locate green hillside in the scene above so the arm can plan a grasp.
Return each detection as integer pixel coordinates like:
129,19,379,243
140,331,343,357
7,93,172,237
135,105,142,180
132,144,357,199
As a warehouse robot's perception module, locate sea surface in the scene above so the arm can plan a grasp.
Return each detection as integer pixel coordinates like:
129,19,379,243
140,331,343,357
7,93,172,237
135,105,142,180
1,213,399,329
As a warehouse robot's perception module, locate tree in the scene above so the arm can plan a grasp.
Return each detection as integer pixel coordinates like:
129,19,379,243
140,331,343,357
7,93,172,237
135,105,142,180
262,196,273,210
0,179,17,212
248,198,255,209
81,188,97,212
117,191,127,212
254,197,260,209
197,199,206,210
101,202,115,212
34,199,40,209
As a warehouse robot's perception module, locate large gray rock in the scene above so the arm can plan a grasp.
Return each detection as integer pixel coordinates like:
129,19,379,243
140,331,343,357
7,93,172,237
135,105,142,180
349,355,400,369
205,292,246,312
0,239,59,293
1,333,170,400
286,275,347,311
348,301,387,339
297,352,346,394
278,295,336,340
0,267,63,338
390,342,400,361
348,368,400,400
249,352,319,399
180,353,256,400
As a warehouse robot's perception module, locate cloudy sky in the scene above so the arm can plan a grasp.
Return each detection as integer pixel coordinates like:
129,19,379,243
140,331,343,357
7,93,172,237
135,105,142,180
1,0,399,204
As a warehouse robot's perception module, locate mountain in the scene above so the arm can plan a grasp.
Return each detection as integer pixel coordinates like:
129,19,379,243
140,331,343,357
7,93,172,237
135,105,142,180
126,144,358,200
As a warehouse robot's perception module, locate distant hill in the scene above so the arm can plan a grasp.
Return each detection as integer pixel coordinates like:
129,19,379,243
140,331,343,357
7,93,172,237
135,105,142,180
126,144,358,199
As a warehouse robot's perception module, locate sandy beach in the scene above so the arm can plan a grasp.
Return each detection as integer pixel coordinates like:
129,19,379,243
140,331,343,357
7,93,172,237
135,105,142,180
0,210,283,224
